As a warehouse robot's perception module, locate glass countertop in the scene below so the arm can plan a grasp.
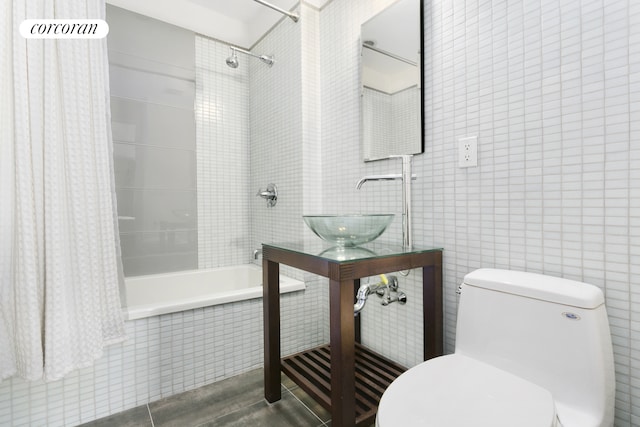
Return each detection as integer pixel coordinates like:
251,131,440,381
263,241,442,263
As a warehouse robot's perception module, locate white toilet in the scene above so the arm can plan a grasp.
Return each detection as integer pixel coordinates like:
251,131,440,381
376,268,616,427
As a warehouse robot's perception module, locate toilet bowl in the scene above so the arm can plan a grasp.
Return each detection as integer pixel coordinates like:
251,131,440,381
376,269,615,427
377,354,557,427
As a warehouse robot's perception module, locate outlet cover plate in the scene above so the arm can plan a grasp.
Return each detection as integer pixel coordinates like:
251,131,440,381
458,136,477,168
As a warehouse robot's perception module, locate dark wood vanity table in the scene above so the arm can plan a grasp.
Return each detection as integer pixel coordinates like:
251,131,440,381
262,242,443,427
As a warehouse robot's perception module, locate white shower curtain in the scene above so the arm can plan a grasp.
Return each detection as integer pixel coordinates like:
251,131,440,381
0,0,125,381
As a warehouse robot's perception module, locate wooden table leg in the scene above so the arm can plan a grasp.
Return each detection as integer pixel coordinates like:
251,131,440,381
264,259,281,402
354,279,361,344
330,278,356,427
422,258,443,360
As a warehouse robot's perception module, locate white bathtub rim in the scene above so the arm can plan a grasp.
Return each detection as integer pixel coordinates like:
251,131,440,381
123,266,305,321
124,263,263,283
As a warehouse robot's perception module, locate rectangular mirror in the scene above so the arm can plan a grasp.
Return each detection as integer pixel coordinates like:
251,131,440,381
361,0,424,162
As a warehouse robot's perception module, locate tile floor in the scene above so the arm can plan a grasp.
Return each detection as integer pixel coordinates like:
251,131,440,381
78,368,362,427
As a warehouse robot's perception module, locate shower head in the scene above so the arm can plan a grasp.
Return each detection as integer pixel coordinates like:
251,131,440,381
225,47,274,68
226,51,239,68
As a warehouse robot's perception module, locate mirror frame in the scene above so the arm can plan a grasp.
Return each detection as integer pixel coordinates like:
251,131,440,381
361,0,425,162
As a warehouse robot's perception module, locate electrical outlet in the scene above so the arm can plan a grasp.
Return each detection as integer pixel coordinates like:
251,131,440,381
458,136,478,168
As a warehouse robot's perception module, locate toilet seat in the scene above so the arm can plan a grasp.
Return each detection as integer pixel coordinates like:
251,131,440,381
376,354,557,427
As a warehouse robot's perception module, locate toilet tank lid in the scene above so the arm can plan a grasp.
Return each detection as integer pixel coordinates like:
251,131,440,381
463,269,605,309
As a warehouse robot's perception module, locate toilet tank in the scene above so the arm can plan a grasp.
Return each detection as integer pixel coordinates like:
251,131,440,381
455,269,615,427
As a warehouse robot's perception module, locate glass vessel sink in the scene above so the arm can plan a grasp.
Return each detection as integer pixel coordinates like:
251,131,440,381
303,214,394,247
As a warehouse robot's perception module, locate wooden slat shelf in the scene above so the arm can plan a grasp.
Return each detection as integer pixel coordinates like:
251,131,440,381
281,343,407,426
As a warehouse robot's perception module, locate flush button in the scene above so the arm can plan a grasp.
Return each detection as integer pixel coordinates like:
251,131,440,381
562,312,581,321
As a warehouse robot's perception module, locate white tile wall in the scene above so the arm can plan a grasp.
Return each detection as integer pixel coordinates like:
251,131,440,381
362,87,393,159
301,3,323,221
196,35,252,268
392,86,421,156
248,1,330,350
250,5,304,251
320,0,640,425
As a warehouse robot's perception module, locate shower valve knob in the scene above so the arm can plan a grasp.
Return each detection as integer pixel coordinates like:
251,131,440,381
256,183,278,207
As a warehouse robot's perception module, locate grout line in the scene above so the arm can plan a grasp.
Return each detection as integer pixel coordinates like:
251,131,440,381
147,404,155,427
196,399,265,427
284,387,326,425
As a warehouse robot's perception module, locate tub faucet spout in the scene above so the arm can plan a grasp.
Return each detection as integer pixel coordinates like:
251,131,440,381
253,249,262,260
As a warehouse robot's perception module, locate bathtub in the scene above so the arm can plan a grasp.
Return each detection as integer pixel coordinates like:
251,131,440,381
124,264,305,320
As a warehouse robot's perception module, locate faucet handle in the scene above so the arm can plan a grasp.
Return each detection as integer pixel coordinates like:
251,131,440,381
387,275,399,291
256,183,278,207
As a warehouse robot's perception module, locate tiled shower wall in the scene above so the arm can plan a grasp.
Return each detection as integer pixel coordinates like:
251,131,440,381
249,4,325,269
320,0,640,425
249,7,304,250
196,35,252,268
249,1,330,342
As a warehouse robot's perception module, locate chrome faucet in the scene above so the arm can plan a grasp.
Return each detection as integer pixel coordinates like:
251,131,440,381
354,277,389,315
253,249,262,259
256,183,278,207
356,155,415,249
355,173,416,189
353,274,406,315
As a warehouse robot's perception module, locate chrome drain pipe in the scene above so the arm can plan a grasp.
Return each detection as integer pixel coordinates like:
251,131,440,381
354,278,386,315
354,275,406,316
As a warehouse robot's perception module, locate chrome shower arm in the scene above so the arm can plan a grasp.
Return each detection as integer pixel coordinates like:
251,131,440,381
229,46,274,67
362,43,417,67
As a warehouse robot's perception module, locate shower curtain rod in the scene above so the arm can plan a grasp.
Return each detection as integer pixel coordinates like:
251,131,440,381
253,0,299,22
362,42,417,67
